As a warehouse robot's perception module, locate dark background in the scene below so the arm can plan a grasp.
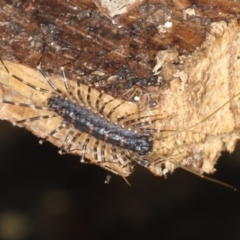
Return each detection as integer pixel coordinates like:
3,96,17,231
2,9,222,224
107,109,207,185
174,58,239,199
0,120,239,240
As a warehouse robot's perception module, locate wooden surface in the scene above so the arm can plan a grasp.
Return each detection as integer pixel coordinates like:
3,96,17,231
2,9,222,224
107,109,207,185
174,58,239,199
0,0,240,180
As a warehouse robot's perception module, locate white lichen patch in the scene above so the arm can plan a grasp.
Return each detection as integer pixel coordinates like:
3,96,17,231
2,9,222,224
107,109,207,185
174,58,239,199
96,0,144,18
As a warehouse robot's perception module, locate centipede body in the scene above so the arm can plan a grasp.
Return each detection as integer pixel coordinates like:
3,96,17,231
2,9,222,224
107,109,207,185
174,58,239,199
0,60,156,177
48,95,153,155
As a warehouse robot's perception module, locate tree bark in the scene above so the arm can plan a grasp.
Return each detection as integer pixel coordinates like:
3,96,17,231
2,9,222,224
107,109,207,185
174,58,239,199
0,0,240,180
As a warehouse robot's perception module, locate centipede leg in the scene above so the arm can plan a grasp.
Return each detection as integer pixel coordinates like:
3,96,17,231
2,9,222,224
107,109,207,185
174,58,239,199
80,134,91,163
58,130,75,154
39,124,66,144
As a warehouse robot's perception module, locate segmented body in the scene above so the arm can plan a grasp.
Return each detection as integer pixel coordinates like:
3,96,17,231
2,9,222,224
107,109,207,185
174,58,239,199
0,60,154,177
48,96,152,155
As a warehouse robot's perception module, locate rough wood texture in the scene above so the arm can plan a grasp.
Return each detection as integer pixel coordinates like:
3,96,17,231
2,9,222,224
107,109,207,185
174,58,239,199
0,0,240,180
1,0,239,98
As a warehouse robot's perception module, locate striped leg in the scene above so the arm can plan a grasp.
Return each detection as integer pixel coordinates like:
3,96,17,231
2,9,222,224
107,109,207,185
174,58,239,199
80,134,91,163
1,100,58,126
37,63,62,95
93,139,101,163
60,66,77,103
0,59,56,95
15,114,58,125
1,100,51,111
76,78,84,104
58,130,75,154
128,151,151,167
39,124,66,144
120,149,135,170
66,132,82,152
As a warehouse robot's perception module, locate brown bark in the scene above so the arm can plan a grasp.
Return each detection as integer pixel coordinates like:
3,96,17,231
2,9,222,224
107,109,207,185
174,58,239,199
0,0,240,181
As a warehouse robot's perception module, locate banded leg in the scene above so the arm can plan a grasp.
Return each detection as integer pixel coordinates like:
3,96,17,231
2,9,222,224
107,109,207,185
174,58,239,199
86,84,112,113
99,99,115,116
37,63,62,95
1,95,57,126
15,114,58,125
86,84,93,108
58,130,75,154
120,149,135,170
128,120,160,134
77,79,125,121
95,90,104,112
0,59,55,95
100,142,107,163
92,139,128,167
98,142,134,176
1,94,58,125
94,88,121,119
116,107,160,125
128,151,151,167
66,132,82,152
1,100,51,111
111,146,124,167
60,66,75,102
117,112,165,135
77,78,84,104
106,101,125,120
121,114,154,127
93,139,101,163
127,115,164,128
80,134,91,163
76,80,94,109
39,124,66,144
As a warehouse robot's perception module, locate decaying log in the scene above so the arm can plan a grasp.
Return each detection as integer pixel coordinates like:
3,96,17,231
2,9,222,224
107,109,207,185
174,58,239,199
0,0,240,183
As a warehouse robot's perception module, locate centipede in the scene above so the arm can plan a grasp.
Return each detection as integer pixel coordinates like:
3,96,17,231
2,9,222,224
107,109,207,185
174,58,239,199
0,49,238,190
0,59,157,178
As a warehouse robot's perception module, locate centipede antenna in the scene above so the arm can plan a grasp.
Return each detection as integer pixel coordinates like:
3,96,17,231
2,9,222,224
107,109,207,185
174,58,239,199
179,165,236,191
122,176,131,186
152,155,236,190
